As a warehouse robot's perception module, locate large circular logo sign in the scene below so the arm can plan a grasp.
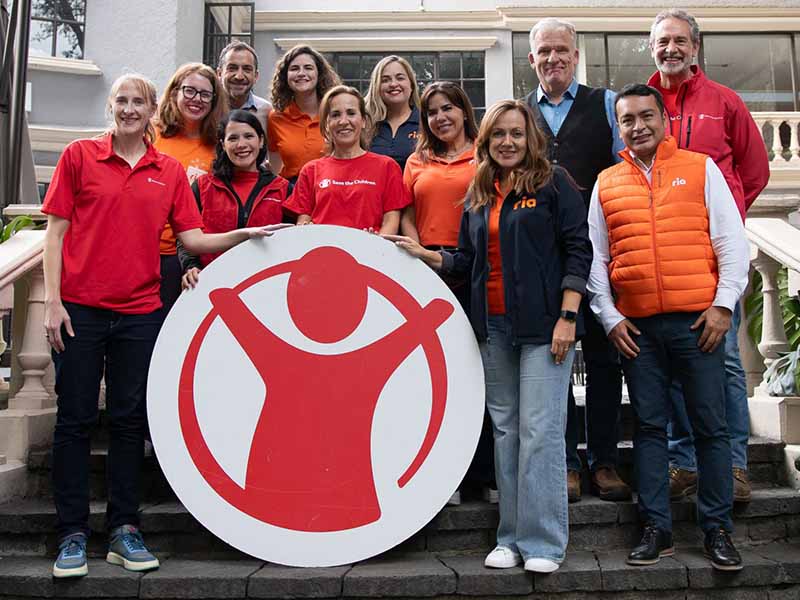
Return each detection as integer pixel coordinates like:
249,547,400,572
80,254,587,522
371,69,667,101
148,226,485,567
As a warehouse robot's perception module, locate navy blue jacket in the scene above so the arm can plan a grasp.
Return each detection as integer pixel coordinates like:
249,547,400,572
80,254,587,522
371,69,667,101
370,108,420,173
440,166,592,344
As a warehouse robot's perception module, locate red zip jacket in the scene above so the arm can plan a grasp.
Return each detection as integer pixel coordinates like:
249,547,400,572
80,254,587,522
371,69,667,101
194,171,289,266
648,66,769,221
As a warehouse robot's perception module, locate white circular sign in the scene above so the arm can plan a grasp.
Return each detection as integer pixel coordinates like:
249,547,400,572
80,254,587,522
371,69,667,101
147,225,485,567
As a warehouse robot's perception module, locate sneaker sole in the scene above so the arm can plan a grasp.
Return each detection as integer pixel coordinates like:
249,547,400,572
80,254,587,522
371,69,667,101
106,551,160,572
484,559,522,569
626,547,675,566
704,552,744,571
52,563,88,578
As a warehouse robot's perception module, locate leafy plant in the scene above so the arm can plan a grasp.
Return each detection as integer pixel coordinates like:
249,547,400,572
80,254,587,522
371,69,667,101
745,268,800,393
0,215,36,243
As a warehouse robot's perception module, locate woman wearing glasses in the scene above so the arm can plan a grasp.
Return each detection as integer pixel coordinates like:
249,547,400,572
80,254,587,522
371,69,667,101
154,63,228,314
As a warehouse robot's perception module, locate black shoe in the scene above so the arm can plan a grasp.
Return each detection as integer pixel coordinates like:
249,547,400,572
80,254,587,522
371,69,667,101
626,523,674,565
704,528,743,571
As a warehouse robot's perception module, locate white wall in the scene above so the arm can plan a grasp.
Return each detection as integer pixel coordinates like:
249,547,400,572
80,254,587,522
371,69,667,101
254,0,798,10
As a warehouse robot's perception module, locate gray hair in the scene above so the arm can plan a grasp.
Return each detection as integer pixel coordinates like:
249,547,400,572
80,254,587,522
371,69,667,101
650,9,700,47
529,18,577,52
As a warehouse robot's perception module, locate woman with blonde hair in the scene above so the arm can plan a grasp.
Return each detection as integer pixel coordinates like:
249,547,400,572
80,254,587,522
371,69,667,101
43,73,287,580
365,55,421,171
385,99,592,573
268,44,341,182
284,85,410,233
155,62,228,313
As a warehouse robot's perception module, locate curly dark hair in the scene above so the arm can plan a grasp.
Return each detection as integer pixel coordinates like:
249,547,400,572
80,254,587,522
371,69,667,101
270,45,340,112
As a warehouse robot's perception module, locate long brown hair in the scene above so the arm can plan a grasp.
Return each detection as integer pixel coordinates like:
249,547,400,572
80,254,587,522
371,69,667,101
416,81,479,163
156,63,227,146
270,45,341,113
469,100,552,211
319,85,372,154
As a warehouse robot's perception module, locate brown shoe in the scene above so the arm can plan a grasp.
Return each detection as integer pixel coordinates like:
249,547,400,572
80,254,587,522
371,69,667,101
567,469,581,503
733,468,752,503
591,466,632,501
669,466,697,500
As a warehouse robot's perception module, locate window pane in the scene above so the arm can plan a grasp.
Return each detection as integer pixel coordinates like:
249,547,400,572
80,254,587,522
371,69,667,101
337,55,360,80
439,52,461,80
583,34,607,88
606,35,652,91
412,55,435,82
512,32,538,99
462,52,484,79
703,34,794,111
28,19,54,57
32,0,85,21
360,55,380,80
463,80,485,110
57,23,83,59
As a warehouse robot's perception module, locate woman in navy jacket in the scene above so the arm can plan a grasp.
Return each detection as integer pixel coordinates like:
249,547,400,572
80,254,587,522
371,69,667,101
386,99,591,574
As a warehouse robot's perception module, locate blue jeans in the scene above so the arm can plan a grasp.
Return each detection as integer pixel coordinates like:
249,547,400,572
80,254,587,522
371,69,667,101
622,312,733,534
565,303,623,471
52,302,161,539
480,315,574,563
668,303,749,471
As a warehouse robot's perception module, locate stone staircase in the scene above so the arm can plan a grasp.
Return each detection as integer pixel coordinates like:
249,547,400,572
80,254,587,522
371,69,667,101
0,430,799,599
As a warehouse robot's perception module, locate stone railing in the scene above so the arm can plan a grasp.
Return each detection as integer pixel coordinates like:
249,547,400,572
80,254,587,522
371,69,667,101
752,112,800,190
0,228,55,502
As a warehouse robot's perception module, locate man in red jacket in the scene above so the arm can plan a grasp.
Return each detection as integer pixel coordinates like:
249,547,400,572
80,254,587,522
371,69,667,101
647,8,769,504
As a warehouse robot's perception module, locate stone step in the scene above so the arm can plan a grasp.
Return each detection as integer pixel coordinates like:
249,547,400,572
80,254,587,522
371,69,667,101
0,460,26,504
2,487,799,558
1,543,799,599
22,436,788,502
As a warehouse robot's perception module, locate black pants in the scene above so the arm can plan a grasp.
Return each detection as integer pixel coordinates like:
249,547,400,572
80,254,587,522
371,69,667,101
52,302,161,539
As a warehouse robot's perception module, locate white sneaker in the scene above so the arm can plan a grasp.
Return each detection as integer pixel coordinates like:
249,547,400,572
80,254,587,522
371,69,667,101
482,486,499,504
524,558,559,573
447,490,461,506
484,546,522,569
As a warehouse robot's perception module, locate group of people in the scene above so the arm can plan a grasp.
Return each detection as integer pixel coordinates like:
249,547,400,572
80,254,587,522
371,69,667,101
42,7,768,581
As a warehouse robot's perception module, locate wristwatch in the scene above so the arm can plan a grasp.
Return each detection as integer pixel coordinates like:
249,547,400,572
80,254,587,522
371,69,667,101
560,310,578,322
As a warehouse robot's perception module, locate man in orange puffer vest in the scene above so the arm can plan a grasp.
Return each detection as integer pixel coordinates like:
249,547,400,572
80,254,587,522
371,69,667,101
587,84,749,572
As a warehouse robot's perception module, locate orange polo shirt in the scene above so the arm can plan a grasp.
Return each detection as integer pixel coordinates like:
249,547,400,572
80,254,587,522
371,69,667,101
267,101,325,179
154,131,215,254
403,149,474,247
487,185,506,315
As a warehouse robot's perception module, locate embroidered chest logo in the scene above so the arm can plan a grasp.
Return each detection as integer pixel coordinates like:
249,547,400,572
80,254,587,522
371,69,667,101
407,131,419,140
512,197,537,210
671,178,687,187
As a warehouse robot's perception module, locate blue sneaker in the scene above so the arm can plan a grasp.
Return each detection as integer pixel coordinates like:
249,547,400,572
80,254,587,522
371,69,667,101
106,525,160,572
53,533,88,578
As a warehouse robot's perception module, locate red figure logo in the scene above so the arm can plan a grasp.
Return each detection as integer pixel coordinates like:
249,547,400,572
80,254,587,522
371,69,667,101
178,246,455,532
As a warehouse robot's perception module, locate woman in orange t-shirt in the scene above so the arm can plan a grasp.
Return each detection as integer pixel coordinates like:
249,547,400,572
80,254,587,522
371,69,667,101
154,63,227,314
267,45,340,183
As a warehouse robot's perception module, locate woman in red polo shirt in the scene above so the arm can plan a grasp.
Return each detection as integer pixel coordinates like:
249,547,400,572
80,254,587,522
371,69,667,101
41,73,288,580
284,85,410,233
154,63,227,314
180,109,290,288
267,45,340,183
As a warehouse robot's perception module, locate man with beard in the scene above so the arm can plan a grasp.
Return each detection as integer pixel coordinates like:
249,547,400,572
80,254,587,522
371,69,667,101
217,41,272,129
646,9,769,505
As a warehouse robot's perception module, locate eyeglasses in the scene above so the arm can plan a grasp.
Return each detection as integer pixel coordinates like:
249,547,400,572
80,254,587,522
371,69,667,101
180,85,214,103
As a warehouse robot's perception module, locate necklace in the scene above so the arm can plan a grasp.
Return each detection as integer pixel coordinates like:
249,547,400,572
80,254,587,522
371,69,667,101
442,141,472,160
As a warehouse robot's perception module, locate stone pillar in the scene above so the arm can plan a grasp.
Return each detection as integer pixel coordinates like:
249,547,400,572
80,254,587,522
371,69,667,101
751,250,790,371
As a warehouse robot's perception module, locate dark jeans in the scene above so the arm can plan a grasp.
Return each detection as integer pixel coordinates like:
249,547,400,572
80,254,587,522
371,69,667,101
566,302,624,472
622,312,733,534
52,302,162,539
159,254,183,318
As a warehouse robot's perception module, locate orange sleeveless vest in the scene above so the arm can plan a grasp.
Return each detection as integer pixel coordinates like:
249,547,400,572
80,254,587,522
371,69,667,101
597,136,718,318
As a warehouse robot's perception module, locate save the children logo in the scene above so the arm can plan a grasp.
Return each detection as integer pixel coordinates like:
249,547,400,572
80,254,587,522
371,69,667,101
147,225,484,567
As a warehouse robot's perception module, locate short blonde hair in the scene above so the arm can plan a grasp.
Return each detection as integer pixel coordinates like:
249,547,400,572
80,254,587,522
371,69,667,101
365,55,421,130
319,85,372,154
106,73,158,144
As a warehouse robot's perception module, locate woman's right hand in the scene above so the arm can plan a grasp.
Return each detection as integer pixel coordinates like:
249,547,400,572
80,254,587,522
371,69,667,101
382,234,443,270
44,300,74,353
182,267,201,290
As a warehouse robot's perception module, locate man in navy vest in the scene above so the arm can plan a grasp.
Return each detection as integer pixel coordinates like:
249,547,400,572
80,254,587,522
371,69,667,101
524,17,628,503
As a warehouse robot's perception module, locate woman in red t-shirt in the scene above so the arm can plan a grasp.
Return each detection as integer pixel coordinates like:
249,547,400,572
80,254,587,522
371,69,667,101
284,85,411,233
41,74,289,580
180,109,290,288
